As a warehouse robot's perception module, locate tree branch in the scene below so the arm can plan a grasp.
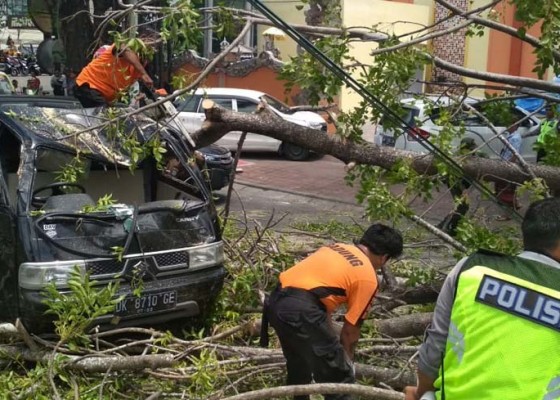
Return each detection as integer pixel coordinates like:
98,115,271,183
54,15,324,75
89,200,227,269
191,101,560,191
435,0,560,62
221,383,404,400
432,56,560,94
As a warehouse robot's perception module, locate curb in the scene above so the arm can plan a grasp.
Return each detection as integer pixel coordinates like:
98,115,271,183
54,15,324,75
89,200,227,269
233,179,361,206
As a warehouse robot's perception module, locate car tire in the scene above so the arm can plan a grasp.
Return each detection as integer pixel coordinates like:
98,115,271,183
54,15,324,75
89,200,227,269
281,142,310,161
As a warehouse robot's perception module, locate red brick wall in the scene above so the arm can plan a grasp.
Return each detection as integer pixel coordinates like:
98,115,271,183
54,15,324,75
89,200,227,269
177,64,300,105
431,0,468,84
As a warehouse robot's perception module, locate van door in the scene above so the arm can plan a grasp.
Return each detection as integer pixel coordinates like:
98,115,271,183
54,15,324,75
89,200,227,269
0,201,18,321
0,130,20,321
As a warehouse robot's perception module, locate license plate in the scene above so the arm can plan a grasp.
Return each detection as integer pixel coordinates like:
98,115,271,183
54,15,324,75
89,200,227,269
382,135,396,146
115,290,177,316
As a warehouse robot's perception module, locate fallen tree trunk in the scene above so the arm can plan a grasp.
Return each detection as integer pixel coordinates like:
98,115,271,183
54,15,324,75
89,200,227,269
0,344,175,372
359,345,419,355
356,364,416,389
212,344,414,389
0,339,414,387
376,313,433,338
190,101,560,190
377,282,442,312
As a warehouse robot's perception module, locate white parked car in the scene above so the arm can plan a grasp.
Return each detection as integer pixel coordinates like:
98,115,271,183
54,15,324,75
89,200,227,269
174,88,328,161
374,97,541,161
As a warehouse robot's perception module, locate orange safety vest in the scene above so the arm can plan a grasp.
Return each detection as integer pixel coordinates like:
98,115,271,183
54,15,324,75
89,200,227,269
76,44,141,103
280,243,378,325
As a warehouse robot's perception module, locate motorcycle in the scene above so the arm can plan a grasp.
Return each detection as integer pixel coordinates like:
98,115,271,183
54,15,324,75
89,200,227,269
5,56,28,76
23,55,40,75
26,60,40,76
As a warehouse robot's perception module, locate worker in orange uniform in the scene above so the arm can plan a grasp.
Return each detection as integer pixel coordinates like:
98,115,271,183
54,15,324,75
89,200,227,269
262,223,403,400
74,39,155,108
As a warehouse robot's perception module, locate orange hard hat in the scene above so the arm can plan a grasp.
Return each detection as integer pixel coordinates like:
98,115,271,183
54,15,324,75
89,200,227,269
155,88,168,96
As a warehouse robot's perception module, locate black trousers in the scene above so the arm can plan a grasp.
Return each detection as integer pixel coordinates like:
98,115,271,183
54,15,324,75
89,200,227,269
437,180,470,237
266,286,354,400
537,148,547,164
74,83,107,108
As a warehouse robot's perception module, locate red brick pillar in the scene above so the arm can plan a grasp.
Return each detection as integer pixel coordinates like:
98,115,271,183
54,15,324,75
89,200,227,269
431,0,468,86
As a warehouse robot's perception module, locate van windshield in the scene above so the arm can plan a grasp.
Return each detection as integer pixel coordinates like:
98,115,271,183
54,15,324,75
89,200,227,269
29,146,214,262
1,103,159,166
379,106,419,130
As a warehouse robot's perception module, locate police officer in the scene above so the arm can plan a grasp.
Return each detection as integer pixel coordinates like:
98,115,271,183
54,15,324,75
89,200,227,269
405,197,560,400
264,223,403,400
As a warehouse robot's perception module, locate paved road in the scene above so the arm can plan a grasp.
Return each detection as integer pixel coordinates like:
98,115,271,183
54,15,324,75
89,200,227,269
234,153,359,204
217,153,364,227
225,151,518,228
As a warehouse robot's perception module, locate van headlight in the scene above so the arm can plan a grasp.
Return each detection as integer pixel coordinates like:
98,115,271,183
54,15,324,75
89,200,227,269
187,242,224,269
19,261,86,290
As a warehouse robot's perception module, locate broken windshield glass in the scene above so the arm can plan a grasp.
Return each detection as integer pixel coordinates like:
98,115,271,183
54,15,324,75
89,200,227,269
1,104,161,166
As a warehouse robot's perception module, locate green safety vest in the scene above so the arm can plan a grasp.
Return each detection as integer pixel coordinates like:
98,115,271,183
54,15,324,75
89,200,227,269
537,119,558,144
434,250,560,400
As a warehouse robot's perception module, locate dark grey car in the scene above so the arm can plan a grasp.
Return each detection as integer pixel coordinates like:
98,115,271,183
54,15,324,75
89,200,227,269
0,96,226,332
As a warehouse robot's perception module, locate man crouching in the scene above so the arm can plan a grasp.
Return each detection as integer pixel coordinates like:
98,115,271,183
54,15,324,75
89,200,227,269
265,223,403,400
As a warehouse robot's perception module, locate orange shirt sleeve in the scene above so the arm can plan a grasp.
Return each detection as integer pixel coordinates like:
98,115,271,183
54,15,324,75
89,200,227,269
345,278,377,325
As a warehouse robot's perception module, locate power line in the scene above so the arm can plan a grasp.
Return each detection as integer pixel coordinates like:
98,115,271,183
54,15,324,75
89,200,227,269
247,0,522,221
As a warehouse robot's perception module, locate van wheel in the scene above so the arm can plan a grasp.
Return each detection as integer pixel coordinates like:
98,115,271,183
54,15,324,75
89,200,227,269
281,142,310,161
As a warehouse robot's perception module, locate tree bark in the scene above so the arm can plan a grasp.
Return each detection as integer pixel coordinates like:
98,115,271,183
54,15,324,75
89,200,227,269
58,0,95,72
376,313,434,338
191,102,560,190
0,344,175,373
222,383,405,400
385,282,443,307
211,344,414,388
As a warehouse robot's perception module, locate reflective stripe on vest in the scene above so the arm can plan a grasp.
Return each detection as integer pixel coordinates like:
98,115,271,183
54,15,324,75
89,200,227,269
434,254,560,400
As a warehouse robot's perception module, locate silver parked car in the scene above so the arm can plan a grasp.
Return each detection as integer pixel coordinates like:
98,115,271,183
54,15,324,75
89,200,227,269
374,97,541,161
174,88,328,161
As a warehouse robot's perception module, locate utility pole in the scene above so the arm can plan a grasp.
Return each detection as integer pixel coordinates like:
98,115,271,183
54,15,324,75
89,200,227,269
244,0,253,49
203,0,213,57
128,0,138,36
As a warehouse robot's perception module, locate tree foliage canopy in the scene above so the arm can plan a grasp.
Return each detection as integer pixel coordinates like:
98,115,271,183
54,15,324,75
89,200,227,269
8,1,558,396
52,0,560,250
